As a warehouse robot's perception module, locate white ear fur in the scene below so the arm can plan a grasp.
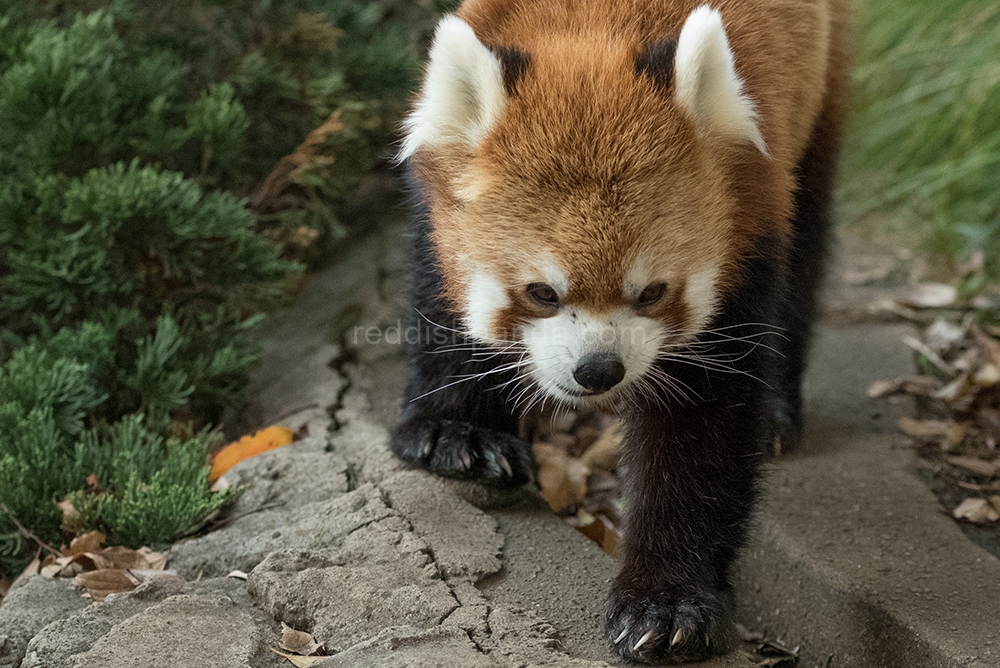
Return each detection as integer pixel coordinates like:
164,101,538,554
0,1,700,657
674,6,767,155
398,16,507,161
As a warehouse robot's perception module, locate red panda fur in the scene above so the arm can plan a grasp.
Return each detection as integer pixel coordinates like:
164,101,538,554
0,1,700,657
393,0,851,662
409,0,850,340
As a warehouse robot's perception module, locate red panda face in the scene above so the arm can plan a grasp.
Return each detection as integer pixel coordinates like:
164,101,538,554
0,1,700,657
402,8,769,406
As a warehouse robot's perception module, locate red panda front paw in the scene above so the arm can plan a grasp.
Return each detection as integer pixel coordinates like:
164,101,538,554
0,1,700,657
604,580,736,664
391,417,532,488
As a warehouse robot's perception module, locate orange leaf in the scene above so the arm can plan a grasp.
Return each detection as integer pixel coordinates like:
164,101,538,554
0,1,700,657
209,426,295,482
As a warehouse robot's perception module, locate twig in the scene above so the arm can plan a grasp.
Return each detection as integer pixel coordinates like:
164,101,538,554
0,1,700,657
216,501,286,528
0,503,61,558
175,501,286,539
902,335,956,376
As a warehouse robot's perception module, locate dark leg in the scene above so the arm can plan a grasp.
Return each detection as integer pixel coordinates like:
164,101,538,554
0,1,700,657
774,119,843,453
605,253,781,663
391,213,532,487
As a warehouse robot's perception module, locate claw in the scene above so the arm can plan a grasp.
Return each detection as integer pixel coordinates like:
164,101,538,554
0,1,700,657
613,628,629,645
461,451,472,469
497,454,513,477
421,440,432,458
632,629,654,652
671,628,684,647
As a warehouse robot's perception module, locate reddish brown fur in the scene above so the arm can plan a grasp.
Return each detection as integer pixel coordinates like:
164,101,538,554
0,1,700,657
410,0,851,338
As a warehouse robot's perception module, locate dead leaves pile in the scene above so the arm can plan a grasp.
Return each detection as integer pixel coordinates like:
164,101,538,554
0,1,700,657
532,411,623,557
19,531,178,602
871,286,1000,525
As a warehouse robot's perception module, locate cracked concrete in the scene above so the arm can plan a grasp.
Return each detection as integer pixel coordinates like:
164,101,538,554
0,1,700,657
4,216,998,667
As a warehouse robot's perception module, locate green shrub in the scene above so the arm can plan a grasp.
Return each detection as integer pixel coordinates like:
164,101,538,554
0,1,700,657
0,0,457,579
0,326,231,567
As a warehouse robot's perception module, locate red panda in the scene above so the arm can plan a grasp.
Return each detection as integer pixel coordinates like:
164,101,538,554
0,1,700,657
392,0,850,663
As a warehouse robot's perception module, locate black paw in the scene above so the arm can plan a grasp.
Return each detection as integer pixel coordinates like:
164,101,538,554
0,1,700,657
604,581,736,664
391,417,532,488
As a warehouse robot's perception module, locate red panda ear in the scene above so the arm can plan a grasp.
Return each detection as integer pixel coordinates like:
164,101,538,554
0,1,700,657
673,6,768,155
398,16,508,161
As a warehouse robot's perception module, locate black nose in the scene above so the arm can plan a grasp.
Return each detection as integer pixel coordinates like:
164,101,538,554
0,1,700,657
573,352,626,393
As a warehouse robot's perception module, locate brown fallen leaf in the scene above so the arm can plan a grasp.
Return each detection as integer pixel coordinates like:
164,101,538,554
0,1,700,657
581,420,622,471
270,647,331,667
73,569,141,601
65,531,105,556
598,514,620,557
867,379,900,398
902,336,956,375
897,417,951,440
38,538,169,585
896,283,958,309
99,546,168,571
932,374,973,402
280,622,325,656
943,422,970,452
944,455,999,478
952,497,1000,523
534,441,590,514
13,552,41,588
973,363,1000,387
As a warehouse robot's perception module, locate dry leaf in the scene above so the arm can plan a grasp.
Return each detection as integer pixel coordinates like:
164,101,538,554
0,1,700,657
73,569,141,601
250,111,344,213
897,417,951,440
209,425,296,482
902,336,956,375
896,283,958,309
924,318,966,353
973,364,1000,387
270,647,331,667
13,553,41,589
534,442,590,513
139,547,168,571
943,423,970,452
931,374,973,402
581,421,622,471
952,497,1000,523
280,622,324,656
65,531,105,556
100,546,164,571
210,475,230,493
902,376,942,396
38,541,169,581
598,514,620,556
867,380,900,398
944,455,999,478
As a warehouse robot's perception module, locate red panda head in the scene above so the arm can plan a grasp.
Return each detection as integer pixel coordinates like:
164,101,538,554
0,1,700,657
401,6,773,406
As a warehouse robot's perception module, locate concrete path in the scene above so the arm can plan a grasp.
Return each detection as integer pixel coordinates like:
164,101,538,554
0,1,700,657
1,218,998,667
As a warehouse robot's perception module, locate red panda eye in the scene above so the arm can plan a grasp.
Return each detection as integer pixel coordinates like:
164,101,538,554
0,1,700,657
526,283,560,308
637,282,666,307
